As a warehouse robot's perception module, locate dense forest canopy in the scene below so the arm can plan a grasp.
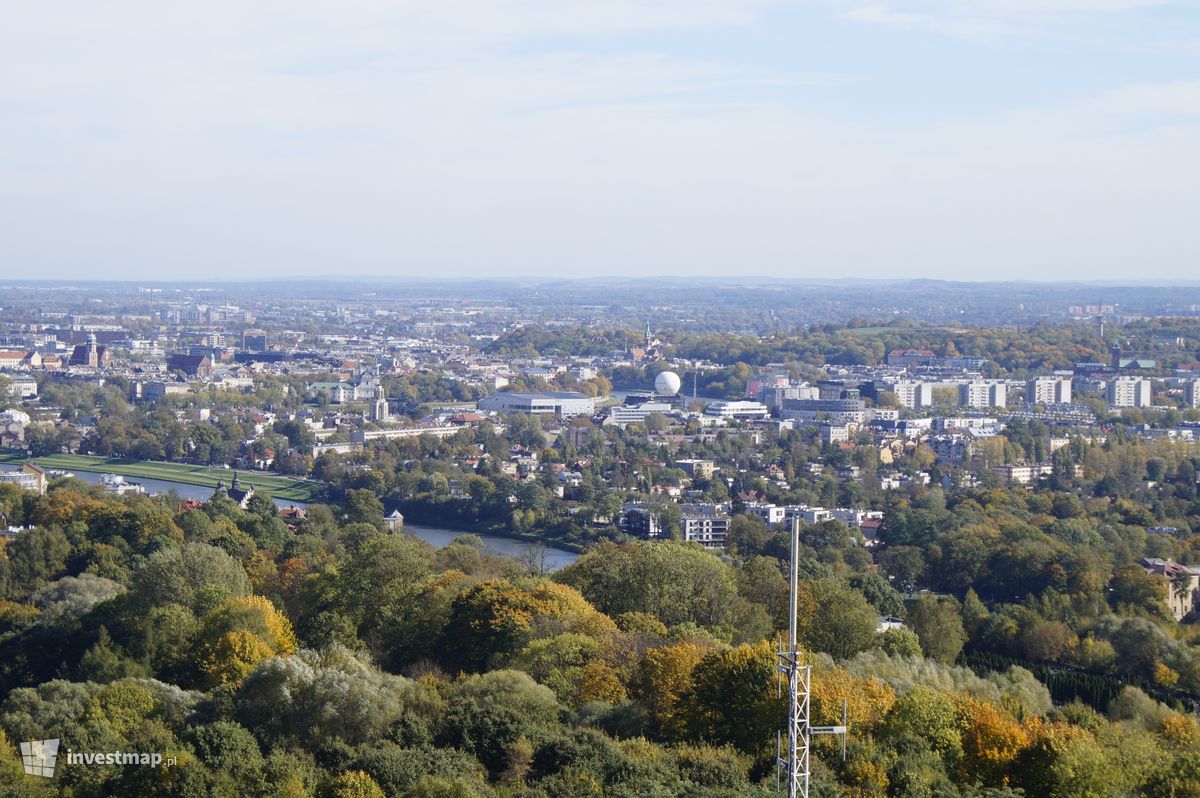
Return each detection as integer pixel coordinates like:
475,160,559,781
4,450,1200,796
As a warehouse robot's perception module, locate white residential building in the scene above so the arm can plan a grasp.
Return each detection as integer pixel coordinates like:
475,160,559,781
5,376,37,399
959,380,1007,408
892,380,933,409
1108,377,1153,408
781,398,867,424
1184,379,1200,408
1026,377,1072,405
744,502,788,525
821,423,851,444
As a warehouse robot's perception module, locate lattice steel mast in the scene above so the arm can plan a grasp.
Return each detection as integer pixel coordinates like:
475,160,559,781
778,517,848,798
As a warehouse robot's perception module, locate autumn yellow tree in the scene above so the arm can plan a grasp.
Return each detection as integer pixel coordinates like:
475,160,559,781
442,578,615,672
953,695,1029,785
195,595,297,687
811,664,895,737
635,641,714,740
327,770,385,798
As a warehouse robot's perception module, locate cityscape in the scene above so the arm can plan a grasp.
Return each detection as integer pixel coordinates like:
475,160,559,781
4,0,1200,794
0,279,1200,794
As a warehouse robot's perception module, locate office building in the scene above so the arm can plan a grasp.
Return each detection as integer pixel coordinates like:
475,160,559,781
781,398,866,424
478,391,595,417
606,402,674,426
703,401,770,420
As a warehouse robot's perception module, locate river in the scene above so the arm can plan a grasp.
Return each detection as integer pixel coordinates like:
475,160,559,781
4,466,579,570
402,524,579,570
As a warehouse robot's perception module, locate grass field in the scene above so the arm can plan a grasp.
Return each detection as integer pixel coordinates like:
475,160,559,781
0,451,319,502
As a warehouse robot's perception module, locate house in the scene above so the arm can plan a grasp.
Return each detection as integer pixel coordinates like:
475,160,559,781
0,350,41,369
0,409,30,447
279,506,308,523
860,518,883,547
675,459,716,480
6,376,38,399
1142,558,1200,621
0,462,47,495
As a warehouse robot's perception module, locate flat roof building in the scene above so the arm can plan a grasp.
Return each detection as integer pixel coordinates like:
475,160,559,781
703,400,770,420
478,391,595,418
960,380,1007,409
1026,377,1072,406
1108,376,1152,408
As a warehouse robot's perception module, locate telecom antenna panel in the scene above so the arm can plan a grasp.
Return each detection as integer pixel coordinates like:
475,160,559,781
777,517,848,798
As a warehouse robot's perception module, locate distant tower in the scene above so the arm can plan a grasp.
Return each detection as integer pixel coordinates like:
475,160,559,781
86,332,99,368
645,319,653,348
370,384,390,422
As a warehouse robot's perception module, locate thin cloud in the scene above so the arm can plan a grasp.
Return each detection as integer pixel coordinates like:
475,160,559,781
843,5,1018,38
0,1,1195,280
839,0,1175,39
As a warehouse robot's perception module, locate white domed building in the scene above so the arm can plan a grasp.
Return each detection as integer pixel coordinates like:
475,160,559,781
654,371,681,396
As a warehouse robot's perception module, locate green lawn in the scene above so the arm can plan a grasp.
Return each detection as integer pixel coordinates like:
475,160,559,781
0,451,319,502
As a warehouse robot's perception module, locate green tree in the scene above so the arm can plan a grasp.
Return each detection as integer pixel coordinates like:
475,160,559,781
131,543,250,613
343,489,386,532
1013,724,1122,798
558,541,739,629
235,645,437,750
437,669,561,774
802,580,879,660
908,596,967,664
877,627,923,658
881,685,963,770
684,641,779,755
30,573,124,625
3,527,70,597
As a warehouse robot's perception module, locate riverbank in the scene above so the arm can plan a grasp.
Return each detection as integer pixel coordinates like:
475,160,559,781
403,524,579,570
0,451,320,503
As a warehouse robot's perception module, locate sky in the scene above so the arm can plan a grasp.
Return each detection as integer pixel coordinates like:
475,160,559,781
1,1,1197,282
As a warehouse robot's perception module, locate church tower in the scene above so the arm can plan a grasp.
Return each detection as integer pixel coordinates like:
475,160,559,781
370,384,389,422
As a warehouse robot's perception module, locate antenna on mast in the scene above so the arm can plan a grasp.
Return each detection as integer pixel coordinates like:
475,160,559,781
777,516,848,798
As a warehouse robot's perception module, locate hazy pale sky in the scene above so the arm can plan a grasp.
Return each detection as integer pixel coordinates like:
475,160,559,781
1,1,1196,281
